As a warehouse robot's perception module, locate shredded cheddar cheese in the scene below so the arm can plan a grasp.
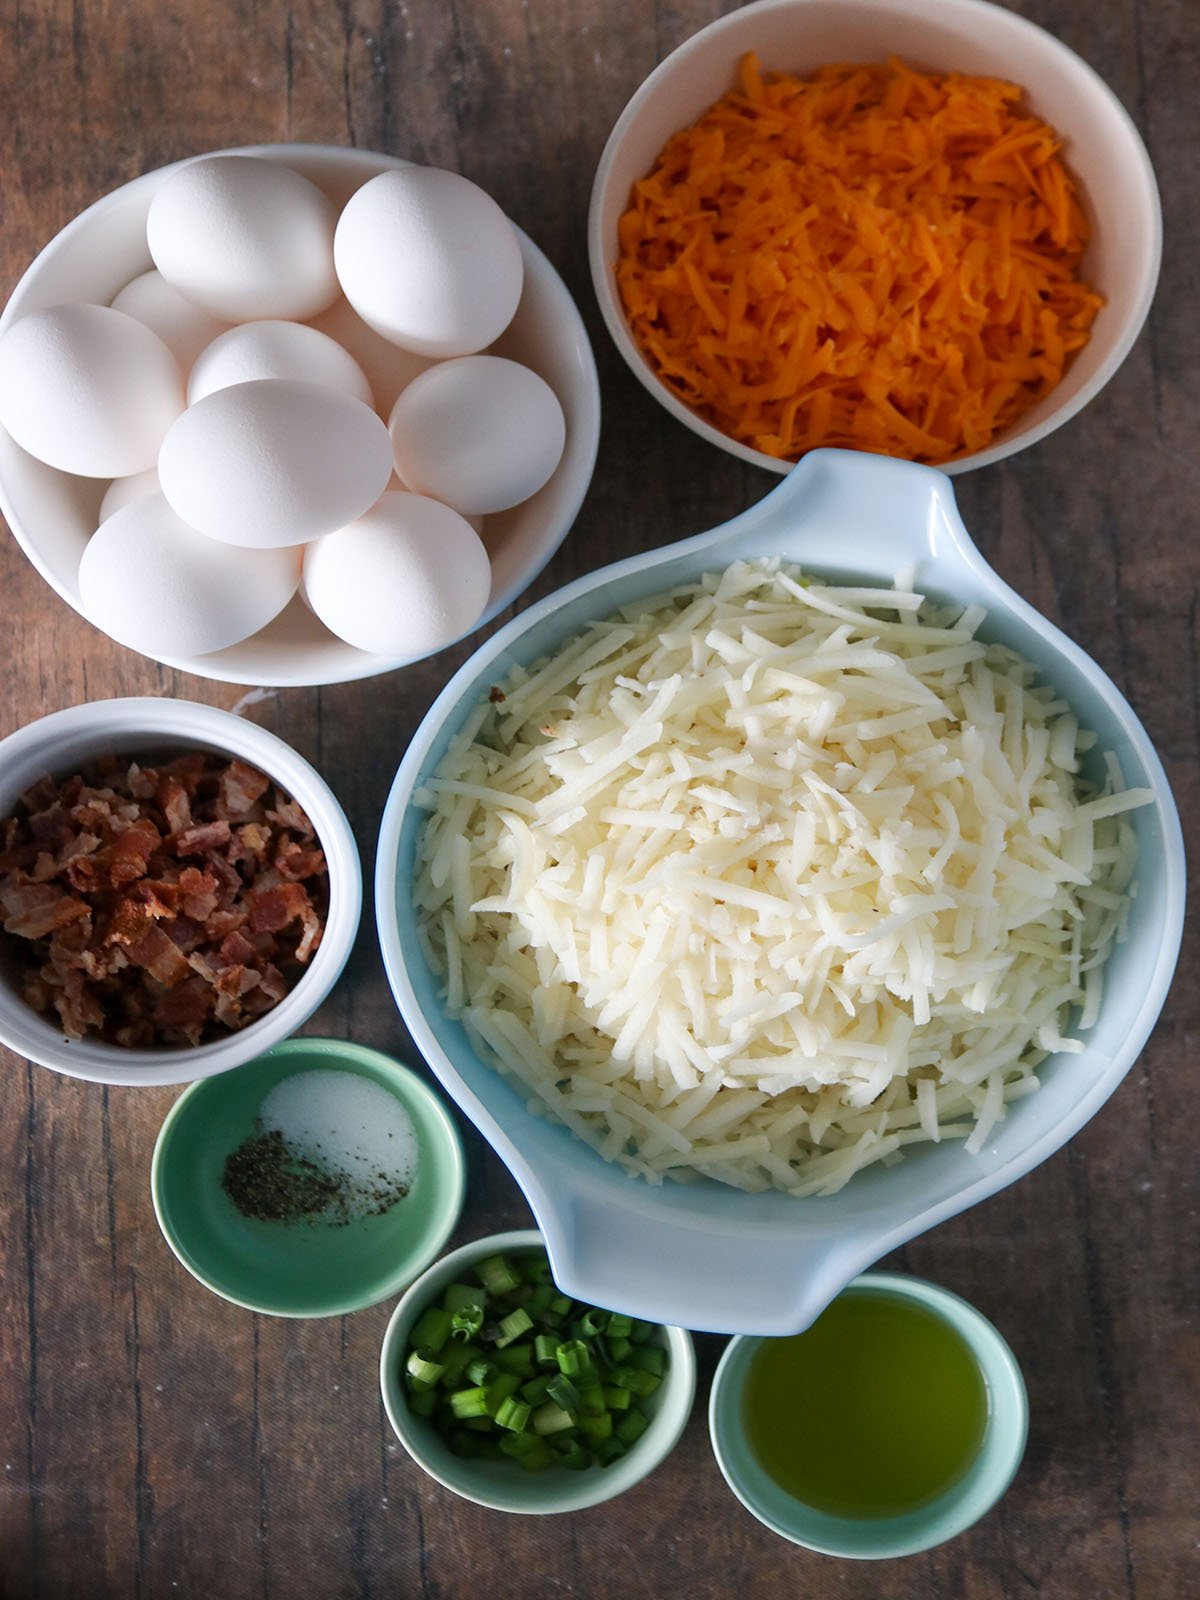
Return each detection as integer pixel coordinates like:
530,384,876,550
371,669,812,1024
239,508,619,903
616,55,1104,464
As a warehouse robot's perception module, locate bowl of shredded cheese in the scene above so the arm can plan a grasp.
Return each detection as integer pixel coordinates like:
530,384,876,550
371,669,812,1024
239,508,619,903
588,0,1160,474
375,448,1183,1335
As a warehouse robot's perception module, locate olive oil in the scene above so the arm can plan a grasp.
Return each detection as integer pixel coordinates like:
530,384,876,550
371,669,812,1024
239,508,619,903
742,1289,988,1519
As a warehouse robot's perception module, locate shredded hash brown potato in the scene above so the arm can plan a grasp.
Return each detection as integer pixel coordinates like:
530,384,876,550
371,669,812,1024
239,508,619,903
415,561,1150,1195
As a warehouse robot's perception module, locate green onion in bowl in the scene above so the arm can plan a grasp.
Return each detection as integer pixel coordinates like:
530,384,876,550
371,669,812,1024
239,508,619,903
402,1247,668,1471
379,1228,696,1514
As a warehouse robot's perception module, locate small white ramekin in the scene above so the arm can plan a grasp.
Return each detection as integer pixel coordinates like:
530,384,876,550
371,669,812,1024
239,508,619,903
0,697,361,1085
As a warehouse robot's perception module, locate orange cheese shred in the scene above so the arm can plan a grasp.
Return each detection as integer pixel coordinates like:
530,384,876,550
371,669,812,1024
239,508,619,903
615,55,1104,465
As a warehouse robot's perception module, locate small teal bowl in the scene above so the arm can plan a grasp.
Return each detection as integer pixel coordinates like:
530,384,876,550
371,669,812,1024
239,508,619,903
709,1272,1028,1558
152,1037,466,1317
380,1228,697,1513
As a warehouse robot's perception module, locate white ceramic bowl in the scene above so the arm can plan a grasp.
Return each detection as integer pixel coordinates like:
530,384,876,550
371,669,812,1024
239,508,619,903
0,144,601,686
0,697,362,1084
379,1229,697,1513
376,449,1185,1335
589,0,1161,475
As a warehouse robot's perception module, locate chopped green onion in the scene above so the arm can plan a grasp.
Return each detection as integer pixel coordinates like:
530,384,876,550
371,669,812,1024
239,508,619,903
545,1374,580,1414
405,1349,445,1387
495,1307,534,1348
532,1401,576,1436
517,1441,555,1472
548,1293,573,1318
445,1283,488,1314
555,1339,592,1378
592,1437,627,1467
498,1431,544,1460
517,1255,553,1285
551,1436,590,1471
463,1416,493,1433
476,1254,521,1295
605,1313,633,1340
606,1336,633,1363
602,1385,632,1411
628,1370,661,1399
451,1304,485,1341
493,1342,534,1375
521,1373,555,1405
465,1357,497,1387
438,1342,480,1382
616,1410,650,1445
449,1386,490,1420
631,1345,665,1377
534,1333,562,1366
577,1384,606,1418
407,1387,438,1417
484,1373,522,1416
528,1284,555,1315
494,1396,532,1433
577,1412,613,1442
629,1319,655,1344
410,1307,453,1352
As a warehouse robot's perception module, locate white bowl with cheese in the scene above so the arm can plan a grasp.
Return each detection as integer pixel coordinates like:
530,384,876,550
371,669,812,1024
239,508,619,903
0,145,601,687
375,448,1184,1335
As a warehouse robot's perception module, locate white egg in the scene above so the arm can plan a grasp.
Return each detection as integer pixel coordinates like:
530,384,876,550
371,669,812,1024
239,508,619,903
110,270,229,372
390,462,485,535
333,167,524,357
0,304,183,477
79,493,301,657
147,155,339,322
158,378,393,549
303,490,491,656
306,297,435,416
187,321,373,406
99,466,160,522
389,355,565,516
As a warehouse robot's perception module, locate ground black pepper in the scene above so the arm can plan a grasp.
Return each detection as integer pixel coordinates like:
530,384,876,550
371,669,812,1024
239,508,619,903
221,1127,410,1225
222,1129,350,1223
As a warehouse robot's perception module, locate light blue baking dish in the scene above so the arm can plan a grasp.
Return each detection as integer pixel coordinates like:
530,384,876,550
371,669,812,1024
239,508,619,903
375,449,1184,1335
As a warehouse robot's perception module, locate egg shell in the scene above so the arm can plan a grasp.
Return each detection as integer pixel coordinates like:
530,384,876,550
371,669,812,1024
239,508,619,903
306,297,435,417
302,490,491,657
79,493,301,657
147,155,339,322
0,303,183,477
390,462,485,535
99,467,160,522
187,320,373,406
333,167,524,358
389,355,565,516
110,270,230,372
158,378,394,549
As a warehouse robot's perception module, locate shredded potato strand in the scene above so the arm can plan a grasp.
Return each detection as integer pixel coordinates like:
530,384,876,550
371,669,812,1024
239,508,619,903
616,55,1104,464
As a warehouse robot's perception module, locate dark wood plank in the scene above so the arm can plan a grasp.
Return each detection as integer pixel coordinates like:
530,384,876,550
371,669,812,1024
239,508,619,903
1,1,1197,1596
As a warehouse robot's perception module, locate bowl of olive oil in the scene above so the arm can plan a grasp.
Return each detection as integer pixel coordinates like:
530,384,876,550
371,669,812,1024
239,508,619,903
708,1272,1027,1559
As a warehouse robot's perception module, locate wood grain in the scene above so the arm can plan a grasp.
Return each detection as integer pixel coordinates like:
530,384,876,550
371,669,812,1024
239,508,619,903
1,2,1197,1596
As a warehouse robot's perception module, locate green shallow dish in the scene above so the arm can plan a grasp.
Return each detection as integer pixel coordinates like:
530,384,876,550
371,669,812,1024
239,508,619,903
708,1272,1028,1559
151,1038,466,1317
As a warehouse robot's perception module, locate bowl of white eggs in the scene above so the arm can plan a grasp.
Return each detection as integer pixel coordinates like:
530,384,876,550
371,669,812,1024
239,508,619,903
0,145,601,686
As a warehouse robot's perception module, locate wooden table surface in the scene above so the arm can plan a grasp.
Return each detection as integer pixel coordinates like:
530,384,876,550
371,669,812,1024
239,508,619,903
1,2,1196,1596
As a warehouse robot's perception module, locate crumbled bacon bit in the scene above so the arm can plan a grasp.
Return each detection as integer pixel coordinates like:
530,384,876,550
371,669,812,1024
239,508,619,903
0,753,330,1048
